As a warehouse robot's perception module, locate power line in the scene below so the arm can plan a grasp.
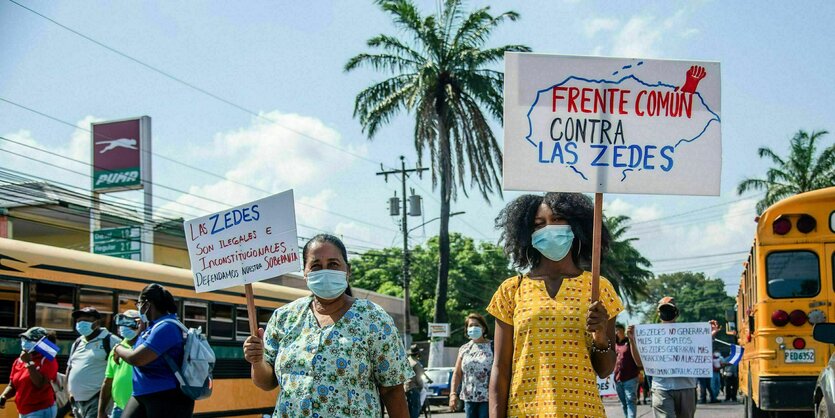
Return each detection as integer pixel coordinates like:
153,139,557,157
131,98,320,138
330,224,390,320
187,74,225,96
649,250,749,263
628,193,764,227
3,0,378,166
0,108,400,234
0,147,390,251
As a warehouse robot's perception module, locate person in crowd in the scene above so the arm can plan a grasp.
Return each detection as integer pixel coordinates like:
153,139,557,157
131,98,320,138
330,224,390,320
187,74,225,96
404,344,429,418
628,297,720,418
97,310,141,418
67,307,122,418
488,193,624,418
697,376,715,404
711,351,722,402
0,327,59,417
449,313,492,418
243,234,413,418
721,354,738,402
614,323,640,418
112,284,193,418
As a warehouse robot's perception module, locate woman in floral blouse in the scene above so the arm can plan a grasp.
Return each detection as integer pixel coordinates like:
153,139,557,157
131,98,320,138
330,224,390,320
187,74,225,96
449,313,493,418
243,234,413,418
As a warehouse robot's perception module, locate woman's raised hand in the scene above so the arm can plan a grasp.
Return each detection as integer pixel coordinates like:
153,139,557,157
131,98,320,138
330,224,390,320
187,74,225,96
244,328,266,365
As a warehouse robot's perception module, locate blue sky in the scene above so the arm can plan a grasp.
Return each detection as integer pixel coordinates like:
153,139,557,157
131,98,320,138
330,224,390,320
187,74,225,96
2,1,834,296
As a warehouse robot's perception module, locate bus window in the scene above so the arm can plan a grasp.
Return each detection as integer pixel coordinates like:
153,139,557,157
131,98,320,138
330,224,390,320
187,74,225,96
210,303,234,341
258,307,273,329
80,288,115,329
766,251,820,298
0,280,22,328
31,282,74,331
236,307,276,341
236,307,249,341
184,301,208,332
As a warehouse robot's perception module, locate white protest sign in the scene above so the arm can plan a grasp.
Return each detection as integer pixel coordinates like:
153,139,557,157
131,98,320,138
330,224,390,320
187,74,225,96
503,53,721,195
634,322,713,378
184,190,300,293
596,373,617,397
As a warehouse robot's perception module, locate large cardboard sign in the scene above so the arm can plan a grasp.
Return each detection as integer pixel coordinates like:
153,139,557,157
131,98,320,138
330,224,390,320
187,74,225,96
92,117,148,192
184,190,300,293
634,322,713,378
504,53,721,195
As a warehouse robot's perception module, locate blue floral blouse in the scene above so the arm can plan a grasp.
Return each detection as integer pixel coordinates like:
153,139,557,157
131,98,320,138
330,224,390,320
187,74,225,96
263,296,414,418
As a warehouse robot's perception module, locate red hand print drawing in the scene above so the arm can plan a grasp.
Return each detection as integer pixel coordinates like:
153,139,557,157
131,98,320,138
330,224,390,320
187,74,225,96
678,65,706,93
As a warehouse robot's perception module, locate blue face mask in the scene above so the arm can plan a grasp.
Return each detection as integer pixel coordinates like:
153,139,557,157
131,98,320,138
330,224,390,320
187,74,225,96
20,338,36,352
306,269,348,300
119,326,138,341
531,225,575,262
467,326,483,340
75,320,94,337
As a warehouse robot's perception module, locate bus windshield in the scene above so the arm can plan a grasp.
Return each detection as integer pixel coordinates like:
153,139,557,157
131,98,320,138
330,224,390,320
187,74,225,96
766,250,820,298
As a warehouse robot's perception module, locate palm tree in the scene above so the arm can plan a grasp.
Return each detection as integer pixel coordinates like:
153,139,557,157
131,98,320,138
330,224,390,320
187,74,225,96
738,130,834,213
345,0,529,323
601,215,652,311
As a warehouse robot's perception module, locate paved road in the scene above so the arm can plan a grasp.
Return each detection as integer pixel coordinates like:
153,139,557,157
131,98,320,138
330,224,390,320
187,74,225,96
424,397,745,418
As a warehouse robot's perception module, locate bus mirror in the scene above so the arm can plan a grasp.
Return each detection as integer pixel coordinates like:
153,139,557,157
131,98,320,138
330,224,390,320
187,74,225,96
812,323,835,344
725,309,735,322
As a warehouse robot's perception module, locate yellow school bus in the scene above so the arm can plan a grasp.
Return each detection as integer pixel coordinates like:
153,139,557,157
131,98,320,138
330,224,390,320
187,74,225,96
0,237,312,417
736,187,835,416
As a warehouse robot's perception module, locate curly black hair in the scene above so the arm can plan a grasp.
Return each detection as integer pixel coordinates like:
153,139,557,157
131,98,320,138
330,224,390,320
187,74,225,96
494,193,610,270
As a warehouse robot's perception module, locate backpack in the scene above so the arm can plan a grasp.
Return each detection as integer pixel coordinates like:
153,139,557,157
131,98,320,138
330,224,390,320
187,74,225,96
158,319,216,400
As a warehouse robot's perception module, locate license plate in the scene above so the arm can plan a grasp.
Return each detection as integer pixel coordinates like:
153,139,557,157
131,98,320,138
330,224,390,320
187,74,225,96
784,349,815,363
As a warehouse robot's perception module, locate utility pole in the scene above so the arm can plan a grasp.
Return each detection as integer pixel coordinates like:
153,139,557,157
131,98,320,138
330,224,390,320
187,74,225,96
377,156,428,349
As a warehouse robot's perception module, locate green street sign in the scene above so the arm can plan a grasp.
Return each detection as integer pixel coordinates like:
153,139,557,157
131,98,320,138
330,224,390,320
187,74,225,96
93,226,140,242
93,240,140,254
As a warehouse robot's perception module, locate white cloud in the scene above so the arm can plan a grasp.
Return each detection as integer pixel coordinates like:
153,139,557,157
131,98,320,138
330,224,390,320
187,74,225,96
591,9,697,58
605,198,662,223
1,116,100,188
160,110,365,220
583,17,619,38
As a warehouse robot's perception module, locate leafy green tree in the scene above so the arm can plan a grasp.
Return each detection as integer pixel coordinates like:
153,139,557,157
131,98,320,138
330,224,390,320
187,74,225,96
601,215,652,311
738,130,834,213
346,0,530,323
351,233,514,346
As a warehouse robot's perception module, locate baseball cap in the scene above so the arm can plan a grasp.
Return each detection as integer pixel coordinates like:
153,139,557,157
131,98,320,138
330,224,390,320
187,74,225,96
72,306,102,319
115,310,140,327
657,297,677,309
19,327,48,341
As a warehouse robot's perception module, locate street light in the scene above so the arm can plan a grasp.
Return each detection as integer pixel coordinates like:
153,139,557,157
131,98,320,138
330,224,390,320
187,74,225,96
408,211,466,234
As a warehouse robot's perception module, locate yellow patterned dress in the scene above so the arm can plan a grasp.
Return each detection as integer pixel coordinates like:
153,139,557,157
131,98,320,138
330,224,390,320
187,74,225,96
487,272,624,418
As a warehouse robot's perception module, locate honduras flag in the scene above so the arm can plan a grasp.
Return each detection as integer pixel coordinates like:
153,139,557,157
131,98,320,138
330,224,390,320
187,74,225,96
32,337,60,361
727,344,744,365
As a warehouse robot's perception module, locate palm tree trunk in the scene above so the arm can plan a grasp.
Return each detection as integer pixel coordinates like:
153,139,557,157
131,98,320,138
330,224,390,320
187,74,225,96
433,113,451,324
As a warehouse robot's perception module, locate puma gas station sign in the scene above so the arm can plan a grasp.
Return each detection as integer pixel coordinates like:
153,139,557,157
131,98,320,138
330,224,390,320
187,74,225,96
503,53,721,195
91,117,150,192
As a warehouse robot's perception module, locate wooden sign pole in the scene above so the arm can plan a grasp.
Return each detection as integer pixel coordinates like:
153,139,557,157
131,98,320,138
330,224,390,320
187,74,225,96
245,283,259,336
590,193,603,303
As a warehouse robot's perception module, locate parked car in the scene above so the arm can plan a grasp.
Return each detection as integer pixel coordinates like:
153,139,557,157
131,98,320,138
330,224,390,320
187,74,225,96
423,367,462,409
812,323,835,417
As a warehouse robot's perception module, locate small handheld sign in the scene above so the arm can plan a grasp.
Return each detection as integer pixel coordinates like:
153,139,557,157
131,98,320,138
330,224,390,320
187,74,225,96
503,53,721,301
184,190,300,335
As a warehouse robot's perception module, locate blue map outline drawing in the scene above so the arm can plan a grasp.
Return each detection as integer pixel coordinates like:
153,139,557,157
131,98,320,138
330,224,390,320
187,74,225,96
524,69,720,182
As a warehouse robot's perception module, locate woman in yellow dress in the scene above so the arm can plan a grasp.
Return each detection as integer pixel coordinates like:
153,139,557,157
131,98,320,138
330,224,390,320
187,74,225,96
488,193,624,418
